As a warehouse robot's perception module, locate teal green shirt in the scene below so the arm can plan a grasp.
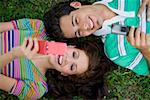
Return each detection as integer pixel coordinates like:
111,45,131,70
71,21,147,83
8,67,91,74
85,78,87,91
93,0,150,75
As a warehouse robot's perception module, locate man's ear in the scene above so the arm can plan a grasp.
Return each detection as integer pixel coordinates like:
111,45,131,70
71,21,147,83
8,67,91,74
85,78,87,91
70,2,81,9
61,73,69,76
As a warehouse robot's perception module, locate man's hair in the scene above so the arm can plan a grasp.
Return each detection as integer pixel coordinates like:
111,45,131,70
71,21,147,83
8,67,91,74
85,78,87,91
44,39,117,99
43,1,92,40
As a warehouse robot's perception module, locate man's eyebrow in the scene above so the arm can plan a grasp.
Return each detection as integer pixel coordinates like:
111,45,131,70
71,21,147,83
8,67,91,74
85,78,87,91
71,15,78,37
72,15,74,27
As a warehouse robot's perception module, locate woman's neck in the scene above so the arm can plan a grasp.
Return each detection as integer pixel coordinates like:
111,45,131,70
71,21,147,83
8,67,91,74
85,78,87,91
31,54,53,74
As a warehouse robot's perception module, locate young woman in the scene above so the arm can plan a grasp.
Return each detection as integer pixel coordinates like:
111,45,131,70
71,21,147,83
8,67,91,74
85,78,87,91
0,18,116,99
44,0,150,76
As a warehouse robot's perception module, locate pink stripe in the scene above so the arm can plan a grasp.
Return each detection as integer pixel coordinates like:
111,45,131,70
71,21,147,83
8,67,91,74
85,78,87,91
13,30,20,78
3,32,7,53
13,80,24,95
14,59,20,79
3,32,7,75
36,20,41,30
11,21,17,29
14,30,20,46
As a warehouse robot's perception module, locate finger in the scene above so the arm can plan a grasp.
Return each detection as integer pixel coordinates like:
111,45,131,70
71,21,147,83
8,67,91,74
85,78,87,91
138,0,148,16
146,34,150,46
127,27,135,46
32,38,39,53
147,2,150,21
135,27,141,47
26,37,33,51
140,32,146,47
21,38,28,49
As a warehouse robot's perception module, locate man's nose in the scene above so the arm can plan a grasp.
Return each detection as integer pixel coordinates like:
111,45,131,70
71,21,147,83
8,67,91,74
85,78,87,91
80,23,88,30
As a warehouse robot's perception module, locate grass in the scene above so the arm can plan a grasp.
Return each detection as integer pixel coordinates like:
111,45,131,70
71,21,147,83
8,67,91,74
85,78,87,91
0,0,150,99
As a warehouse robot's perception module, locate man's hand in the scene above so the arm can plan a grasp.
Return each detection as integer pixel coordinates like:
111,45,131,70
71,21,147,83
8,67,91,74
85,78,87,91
138,0,150,21
127,27,150,51
127,27,150,66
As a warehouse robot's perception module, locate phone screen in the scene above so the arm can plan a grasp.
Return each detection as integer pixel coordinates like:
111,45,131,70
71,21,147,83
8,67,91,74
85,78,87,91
111,24,130,35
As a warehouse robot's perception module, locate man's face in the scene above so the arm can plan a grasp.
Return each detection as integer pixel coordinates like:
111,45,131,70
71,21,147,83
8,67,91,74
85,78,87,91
60,5,103,38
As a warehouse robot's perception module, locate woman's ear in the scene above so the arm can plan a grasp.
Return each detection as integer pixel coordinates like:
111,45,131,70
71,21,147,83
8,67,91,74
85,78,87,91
68,45,76,48
70,2,81,9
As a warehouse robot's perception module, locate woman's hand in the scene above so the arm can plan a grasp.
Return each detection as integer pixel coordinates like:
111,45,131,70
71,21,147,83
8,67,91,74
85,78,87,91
138,0,150,21
21,38,39,59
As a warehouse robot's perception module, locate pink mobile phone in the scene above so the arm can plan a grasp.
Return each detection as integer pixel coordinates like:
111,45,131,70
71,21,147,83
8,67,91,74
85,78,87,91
38,40,67,55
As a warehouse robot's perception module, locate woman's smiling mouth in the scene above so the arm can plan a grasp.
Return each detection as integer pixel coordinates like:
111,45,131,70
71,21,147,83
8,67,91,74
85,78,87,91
58,55,63,65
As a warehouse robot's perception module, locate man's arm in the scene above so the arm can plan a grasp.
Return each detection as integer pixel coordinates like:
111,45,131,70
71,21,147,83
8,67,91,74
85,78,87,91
127,27,150,66
0,22,14,33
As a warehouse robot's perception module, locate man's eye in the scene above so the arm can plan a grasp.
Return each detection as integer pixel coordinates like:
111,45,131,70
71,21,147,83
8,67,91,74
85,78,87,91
75,17,78,25
75,31,80,37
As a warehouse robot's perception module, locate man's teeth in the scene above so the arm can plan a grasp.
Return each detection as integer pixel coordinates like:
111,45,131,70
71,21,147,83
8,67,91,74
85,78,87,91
58,55,63,65
88,17,94,29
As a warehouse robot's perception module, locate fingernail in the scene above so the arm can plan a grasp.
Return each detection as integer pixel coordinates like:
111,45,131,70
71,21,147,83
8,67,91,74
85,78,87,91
147,18,150,22
137,14,141,18
131,26,135,28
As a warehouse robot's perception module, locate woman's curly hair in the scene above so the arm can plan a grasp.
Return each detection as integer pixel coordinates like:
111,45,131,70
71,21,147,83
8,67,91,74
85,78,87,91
44,39,117,99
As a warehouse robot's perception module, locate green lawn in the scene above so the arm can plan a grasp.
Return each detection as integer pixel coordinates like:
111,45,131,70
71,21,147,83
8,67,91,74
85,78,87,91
0,0,150,99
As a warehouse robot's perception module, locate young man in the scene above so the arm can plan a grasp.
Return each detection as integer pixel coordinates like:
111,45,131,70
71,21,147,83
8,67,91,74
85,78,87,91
44,0,150,76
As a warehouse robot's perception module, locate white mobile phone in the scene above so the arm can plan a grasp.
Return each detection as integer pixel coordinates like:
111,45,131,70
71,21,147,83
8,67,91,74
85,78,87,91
111,24,130,35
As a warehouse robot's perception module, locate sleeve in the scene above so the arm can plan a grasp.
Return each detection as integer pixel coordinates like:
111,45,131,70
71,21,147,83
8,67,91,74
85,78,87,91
9,79,48,99
11,18,45,34
104,34,149,76
112,53,150,76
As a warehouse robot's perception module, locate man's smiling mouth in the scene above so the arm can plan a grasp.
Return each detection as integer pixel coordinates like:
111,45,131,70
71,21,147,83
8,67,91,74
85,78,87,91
89,17,94,30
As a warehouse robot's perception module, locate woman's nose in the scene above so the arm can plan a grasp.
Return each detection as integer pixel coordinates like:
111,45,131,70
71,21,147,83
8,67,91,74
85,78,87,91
63,55,72,66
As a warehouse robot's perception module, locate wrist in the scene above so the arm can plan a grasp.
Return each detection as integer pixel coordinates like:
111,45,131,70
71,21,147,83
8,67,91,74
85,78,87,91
11,47,23,59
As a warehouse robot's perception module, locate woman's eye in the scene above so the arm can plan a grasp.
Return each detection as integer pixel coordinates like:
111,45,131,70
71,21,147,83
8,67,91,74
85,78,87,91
70,64,74,71
73,51,78,58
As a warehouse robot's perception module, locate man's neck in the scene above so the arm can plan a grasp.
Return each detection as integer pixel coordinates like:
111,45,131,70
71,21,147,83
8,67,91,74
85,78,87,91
94,4,116,20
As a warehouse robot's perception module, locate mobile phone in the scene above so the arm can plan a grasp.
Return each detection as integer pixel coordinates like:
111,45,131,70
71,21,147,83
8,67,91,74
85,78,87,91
38,40,67,55
111,24,130,35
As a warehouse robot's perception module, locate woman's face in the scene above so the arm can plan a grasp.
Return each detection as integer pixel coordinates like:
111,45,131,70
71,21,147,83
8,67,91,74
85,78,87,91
49,46,89,76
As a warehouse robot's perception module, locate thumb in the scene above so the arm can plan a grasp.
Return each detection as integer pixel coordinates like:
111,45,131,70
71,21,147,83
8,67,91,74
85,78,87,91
138,0,148,16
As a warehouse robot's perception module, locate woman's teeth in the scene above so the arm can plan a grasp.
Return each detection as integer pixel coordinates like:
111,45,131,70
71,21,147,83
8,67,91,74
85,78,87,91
58,55,63,65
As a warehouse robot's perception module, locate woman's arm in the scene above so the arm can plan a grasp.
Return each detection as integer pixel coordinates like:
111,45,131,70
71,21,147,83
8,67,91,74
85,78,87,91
0,74,47,98
0,38,39,68
0,47,22,68
0,74,17,92
0,22,14,32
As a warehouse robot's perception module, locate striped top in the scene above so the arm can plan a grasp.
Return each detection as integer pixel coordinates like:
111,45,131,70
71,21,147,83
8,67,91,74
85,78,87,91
93,0,149,75
0,18,48,99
